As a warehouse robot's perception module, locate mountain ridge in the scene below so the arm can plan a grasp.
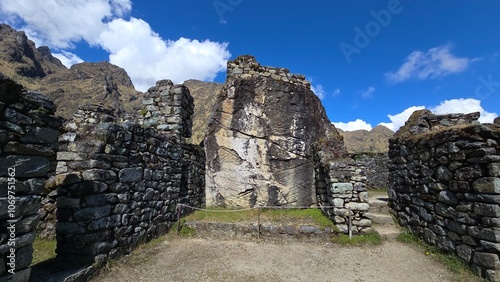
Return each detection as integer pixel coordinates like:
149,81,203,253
337,125,394,153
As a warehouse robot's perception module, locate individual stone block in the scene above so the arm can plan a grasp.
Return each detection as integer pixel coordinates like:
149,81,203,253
473,177,500,194
473,252,500,269
0,156,49,177
438,191,459,205
474,203,500,217
456,244,473,262
119,167,143,183
82,169,117,182
330,183,353,193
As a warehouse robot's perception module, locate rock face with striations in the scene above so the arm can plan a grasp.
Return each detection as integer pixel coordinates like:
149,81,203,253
205,55,346,207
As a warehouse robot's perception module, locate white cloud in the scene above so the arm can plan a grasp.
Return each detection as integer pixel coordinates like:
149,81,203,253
385,45,474,83
430,98,498,123
0,0,131,48
378,106,425,131
333,119,373,131
378,98,498,132
359,86,375,98
333,88,341,96
53,51,84,68
0,0,231,91
311,84,326,100
100,18,230,91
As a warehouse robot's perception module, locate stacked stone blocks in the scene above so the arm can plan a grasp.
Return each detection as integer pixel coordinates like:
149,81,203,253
0,78,63,281
142,79,194,142
389,111,500,281
56,98,204,264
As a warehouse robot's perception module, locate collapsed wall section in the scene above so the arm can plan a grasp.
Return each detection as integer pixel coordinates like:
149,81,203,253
388,110,500,281
0,77,63,281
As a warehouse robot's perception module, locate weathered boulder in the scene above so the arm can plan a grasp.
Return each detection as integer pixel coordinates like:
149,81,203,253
205,55,345,207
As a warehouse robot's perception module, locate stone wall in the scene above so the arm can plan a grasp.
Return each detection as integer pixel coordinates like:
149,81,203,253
141,80,194,143
388,110,500,281
315,158,372,234
227,55,311,88
0,78,63,281
351,153,389,189
55,90,204,264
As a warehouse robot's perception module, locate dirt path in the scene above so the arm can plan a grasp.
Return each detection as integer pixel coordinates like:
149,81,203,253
95,237,454,282
95,192,459,281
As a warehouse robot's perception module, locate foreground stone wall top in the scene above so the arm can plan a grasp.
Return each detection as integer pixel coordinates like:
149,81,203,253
206,55,347,208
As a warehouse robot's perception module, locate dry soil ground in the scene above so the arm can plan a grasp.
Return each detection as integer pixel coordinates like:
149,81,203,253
93,191,474,282
94,237,456,282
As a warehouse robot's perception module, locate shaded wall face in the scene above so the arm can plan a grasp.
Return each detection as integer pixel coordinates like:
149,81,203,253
0,79,63,281
55,104,205,264
205,78,334,208
388,125,500,281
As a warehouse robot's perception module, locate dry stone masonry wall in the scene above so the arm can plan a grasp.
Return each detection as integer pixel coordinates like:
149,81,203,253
0,77,63,281
315,158,372,234
227,55,311,88
55,84,204,265
351,153,389,190
388,110,500,281
141,80,194,143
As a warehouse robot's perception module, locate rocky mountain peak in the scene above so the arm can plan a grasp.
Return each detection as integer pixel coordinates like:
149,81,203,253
0,23,66,79
0,24,140,118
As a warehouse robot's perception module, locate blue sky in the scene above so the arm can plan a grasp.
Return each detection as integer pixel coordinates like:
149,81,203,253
1,0,499,131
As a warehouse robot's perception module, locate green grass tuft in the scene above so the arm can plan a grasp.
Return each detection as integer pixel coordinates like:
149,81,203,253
181,207,338,230
397,229,480,281
31,236,57,265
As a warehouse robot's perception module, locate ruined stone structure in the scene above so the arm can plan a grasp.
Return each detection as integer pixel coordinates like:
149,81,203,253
389,110,500,281
315,159,371,233
141,79,194,142
0,77,204,281
55,81,204,268
1,55,377,281
0,77,63,281
206,55,345,207
351,153,389,190
205,55,372,233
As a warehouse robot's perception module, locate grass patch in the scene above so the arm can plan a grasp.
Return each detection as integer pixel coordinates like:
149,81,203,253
181,207,338,230
31,236,57,265
332,232,382,246
397,230,480,282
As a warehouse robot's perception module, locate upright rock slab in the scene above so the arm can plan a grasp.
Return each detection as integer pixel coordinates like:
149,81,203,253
205,55,345,207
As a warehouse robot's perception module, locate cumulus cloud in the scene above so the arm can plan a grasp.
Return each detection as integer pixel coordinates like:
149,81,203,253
359,86,375,99
0,0,131,48
333,119,373,131
378,106,425,131
99,18,230,90
378,98,498,131
385,45,475,83
53,51,84,68
430,98,498,123
311,84,326,100
0,0,231,91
